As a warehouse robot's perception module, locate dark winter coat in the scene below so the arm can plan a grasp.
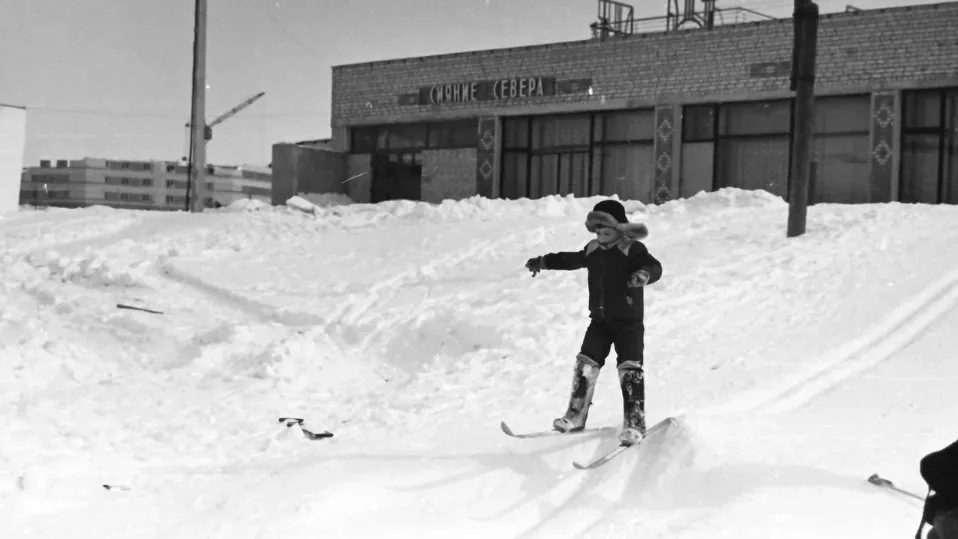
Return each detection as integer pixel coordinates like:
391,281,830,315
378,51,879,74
922,438,958,524
540,237,662,323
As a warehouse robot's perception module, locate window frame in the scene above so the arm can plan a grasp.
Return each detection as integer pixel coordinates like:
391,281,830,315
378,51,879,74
899,88,958,204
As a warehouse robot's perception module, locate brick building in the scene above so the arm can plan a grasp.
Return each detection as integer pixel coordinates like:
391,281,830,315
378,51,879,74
299,1,958,206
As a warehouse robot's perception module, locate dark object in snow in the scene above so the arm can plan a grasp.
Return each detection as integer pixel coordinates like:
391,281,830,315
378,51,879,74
572,416,676,470
302,428,333,440
278,417,333,441
116,303,164,315
867,473,924,500
915,437,958,539
499,420,604,439
102,484,131,491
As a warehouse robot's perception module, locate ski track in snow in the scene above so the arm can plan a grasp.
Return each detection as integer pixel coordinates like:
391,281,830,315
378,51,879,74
709,267,958,416
2,192,958,538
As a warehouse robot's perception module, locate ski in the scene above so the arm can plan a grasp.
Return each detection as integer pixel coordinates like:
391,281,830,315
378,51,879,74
866,473,925,501
278,417,334,441
572,417,677,470
500,421,603,439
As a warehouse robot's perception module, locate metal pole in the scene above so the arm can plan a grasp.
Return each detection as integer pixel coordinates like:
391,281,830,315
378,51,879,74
786,0,819,238
187,0,208,213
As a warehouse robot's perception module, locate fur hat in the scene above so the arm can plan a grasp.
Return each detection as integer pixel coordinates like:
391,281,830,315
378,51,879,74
585,200,648,240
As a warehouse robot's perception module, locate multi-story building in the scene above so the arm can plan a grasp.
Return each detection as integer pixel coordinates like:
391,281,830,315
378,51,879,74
274,0,958,206
19,158,272,211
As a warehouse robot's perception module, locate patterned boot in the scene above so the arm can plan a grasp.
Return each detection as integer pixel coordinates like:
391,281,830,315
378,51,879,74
618,361,646,446
552,354,601,433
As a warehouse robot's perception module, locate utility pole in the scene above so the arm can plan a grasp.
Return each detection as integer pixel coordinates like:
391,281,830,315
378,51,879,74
786,0,820,238
186,0,208,213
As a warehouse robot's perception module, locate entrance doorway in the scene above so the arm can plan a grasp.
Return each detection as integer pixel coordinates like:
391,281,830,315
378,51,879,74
371,152,423,203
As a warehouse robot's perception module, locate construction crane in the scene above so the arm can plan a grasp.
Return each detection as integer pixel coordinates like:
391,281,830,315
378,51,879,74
182,91,265,160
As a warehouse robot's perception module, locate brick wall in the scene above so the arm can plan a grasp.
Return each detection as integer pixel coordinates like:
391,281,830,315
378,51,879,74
330,2,958,125
421,148,477,203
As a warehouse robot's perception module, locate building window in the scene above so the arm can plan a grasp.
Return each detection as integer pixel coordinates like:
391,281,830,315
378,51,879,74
679,105,717,198
593,110,655,201
682,97,873,202
681,100,792,199
810,95,871,204
716,100,792,198
500,110,655,201
349,120,478,154
901,89,958,204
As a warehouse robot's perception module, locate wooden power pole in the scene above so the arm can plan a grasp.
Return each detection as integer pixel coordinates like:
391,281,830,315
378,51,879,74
786,0,820,238
186,0,208,213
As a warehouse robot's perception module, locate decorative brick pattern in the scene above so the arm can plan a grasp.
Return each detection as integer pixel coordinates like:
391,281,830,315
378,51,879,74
475,117,496,198
331,4,958,125
870,91,897,203
653,105,675,204
421,149,478,203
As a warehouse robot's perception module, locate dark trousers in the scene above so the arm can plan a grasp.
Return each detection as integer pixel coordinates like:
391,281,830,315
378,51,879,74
579,318,644,369
930,509,958,539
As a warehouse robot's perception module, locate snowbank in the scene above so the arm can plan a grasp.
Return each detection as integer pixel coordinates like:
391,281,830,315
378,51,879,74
2,188,957,539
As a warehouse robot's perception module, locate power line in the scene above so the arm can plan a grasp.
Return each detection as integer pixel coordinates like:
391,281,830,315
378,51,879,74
23,105,330,119
260,0,328,61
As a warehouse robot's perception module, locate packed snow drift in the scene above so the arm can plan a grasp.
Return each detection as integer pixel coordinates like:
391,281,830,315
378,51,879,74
2,189,957,538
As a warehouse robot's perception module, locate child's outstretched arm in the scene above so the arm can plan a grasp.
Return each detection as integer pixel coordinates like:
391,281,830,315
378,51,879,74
525,245,588,277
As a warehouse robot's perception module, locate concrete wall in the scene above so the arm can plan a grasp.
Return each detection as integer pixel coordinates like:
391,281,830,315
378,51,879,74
330,3,958,125
0,104,27,214
271,143,346,205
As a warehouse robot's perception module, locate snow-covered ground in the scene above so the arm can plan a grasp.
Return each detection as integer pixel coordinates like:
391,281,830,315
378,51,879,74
2,190,956,538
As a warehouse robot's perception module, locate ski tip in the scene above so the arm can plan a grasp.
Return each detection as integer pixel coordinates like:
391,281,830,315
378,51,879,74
500,421,516,437
572,461,589,470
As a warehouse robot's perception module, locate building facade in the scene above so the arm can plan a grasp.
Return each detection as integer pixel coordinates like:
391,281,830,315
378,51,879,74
323,1,958,206
19,158,272,211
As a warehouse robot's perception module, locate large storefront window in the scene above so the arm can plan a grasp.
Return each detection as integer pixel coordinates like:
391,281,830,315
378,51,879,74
810,95,871,204
593,110,655,201
501,110,654,201
901,89,958,204
717,100,792,198
681,100,791,199
681,96,871,202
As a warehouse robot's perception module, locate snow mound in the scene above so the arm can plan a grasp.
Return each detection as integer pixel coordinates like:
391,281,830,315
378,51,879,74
23,248,151,288
278,191,772,231
187,324,395,395
655,187,787,215
224,198,272,212
297,192,355,207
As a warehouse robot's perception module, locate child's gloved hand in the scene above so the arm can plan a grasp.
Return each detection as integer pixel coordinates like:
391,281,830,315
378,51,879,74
628,270,650,288
525,257,544,277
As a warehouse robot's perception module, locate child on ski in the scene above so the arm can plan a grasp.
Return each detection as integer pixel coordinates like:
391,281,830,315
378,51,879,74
524,199,662,446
